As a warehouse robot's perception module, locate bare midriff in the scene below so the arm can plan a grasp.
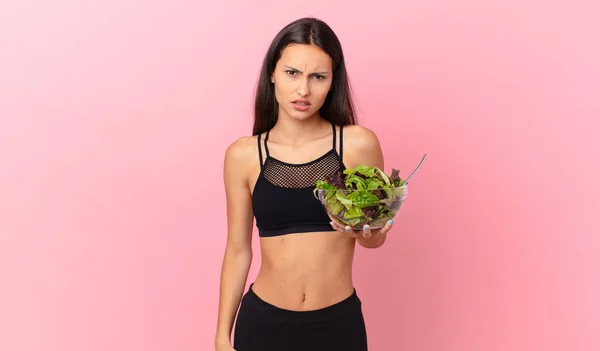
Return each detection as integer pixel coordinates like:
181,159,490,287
251,230,357,311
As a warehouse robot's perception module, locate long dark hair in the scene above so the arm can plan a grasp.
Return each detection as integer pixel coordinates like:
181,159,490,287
252,17,358,136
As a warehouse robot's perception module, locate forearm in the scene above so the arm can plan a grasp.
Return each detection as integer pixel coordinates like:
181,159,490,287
215,247,252,345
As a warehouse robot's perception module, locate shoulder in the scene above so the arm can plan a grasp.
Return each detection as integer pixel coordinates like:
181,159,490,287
223,135,260,179
342,125,381,150
225,135,258,161
341,125,384,169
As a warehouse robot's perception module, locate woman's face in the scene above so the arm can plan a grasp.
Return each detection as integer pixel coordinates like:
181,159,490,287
271,43,333,121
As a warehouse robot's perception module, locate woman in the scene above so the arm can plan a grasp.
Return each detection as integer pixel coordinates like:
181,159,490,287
215,17,395,351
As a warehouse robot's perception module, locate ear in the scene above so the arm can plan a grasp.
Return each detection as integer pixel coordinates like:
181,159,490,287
271,75,275,83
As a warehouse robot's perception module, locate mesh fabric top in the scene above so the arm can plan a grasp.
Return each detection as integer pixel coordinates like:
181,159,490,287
251,122,346,237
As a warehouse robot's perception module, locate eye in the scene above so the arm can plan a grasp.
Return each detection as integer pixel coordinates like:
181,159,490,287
286,70,298,76
313,74,325,80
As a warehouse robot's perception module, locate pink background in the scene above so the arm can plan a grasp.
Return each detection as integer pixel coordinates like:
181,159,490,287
1,1,598,350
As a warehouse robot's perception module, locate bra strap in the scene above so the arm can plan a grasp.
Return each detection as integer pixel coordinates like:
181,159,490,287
257,134,264,169
257,130,271,170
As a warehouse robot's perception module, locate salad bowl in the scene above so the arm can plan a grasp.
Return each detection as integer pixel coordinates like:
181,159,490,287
314,185,407,230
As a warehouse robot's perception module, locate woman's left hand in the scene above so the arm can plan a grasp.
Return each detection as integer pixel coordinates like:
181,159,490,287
328,217,394,240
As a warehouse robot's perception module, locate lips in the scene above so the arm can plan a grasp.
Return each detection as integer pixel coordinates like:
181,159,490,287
292,99,311,106
291,99,312,112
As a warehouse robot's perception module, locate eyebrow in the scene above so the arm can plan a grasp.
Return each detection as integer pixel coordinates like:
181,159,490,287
284,65,329,75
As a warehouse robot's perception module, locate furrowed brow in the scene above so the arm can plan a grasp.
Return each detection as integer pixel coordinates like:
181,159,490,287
284,65,328,75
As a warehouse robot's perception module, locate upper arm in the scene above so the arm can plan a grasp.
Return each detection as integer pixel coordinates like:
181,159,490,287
223,137,255,253
344,125,385,170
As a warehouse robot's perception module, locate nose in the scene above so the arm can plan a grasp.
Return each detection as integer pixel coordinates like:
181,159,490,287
297,77,310,97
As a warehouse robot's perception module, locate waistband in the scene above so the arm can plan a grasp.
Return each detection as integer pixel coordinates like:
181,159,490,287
243,283,361,322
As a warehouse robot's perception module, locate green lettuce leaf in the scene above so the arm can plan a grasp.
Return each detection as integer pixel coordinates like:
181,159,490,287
314,163,407,228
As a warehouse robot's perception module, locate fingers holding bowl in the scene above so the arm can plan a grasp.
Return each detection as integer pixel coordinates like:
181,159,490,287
379,219,395,235
361,219,395,238
328,216,360,238
362,225,372,239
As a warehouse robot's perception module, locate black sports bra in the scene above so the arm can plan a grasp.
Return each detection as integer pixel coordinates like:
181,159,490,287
251,122,346,237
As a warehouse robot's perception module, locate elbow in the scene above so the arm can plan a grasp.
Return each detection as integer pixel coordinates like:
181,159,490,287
225,243,253,262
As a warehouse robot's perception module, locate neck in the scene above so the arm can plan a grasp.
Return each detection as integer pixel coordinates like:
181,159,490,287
271,112,329,146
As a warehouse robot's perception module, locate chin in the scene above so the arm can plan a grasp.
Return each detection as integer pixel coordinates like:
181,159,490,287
289,112,314,121
284,108,319,121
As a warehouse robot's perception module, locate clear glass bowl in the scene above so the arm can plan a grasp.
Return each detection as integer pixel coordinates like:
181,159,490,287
314,185,408,230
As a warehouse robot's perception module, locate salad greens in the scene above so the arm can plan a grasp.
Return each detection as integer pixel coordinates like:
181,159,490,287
314,165,407,228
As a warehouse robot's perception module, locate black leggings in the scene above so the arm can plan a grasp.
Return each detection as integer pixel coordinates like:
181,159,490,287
233,284,368,351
